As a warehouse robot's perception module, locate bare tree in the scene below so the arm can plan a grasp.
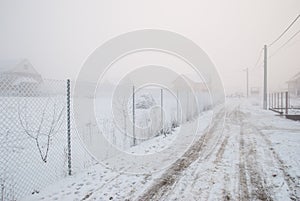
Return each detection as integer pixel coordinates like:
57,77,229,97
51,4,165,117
18,99,64,163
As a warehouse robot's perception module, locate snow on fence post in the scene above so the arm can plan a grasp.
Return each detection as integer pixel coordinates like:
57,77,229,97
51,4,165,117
132,85,136,146
67,79,72,176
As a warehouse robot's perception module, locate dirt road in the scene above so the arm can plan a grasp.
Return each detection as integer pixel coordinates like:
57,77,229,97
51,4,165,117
137,100,300,201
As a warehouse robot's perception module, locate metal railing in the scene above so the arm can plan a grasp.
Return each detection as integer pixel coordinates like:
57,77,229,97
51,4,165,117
268,91,300,119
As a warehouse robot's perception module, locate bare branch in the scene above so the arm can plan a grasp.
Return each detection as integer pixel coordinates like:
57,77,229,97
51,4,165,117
18,98,65,163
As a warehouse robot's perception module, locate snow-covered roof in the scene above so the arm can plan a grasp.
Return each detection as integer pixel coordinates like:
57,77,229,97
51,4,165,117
0,59,40,76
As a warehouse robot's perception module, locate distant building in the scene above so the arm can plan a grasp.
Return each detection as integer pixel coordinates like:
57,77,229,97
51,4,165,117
287,72,300,97
250,87,260,96
0,59,42,96
172,74,208,93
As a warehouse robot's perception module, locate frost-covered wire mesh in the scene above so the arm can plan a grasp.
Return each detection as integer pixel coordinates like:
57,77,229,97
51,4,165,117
0,73,212,200
0,75,94,200
93,85,212,151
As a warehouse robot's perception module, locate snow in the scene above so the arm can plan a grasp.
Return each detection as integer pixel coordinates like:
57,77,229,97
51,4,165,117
21,98,300,200
22,110,213,201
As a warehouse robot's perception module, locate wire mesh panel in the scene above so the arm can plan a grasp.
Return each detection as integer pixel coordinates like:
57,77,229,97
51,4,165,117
0,75,95,200
0,73,212,200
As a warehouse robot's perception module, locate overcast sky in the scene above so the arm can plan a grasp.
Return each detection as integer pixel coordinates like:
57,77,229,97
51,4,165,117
0,0,299,94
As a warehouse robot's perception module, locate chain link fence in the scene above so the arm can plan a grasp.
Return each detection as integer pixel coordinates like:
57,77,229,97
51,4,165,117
0,73,213,200
0,75,95,201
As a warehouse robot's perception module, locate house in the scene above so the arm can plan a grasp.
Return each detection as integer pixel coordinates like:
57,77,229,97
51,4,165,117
0,59,42,96
287,72,300,97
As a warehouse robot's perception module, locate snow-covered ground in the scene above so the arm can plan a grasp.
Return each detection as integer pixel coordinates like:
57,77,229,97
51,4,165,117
23,98,300,201
0,87,210,200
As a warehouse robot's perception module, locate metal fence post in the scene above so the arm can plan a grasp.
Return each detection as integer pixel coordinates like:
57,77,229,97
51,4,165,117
132,85,136,146
273,93,276,109
288,92,291,108
176,89,179,123
281,92,283,113
274,93,276,109
278,93,280,109
161,88,164,133
271,93,273,109
286,91,288,115
276,92,279,110
269,93,271,109
67,79,72,176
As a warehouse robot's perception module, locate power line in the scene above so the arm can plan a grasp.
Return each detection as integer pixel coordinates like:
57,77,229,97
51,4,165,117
269,29,300,58
268,14,300,47
249,48,264,71
251,14,300,71
253,48,263,69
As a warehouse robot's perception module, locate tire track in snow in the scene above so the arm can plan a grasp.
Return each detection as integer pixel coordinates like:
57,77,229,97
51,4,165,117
250,124,300,201
239,122,250,201
137,107,226,201
237,108,274,201
244,129,273,201
213,135,229,164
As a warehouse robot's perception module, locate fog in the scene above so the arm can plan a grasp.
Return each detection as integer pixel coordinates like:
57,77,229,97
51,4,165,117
0,0,299,95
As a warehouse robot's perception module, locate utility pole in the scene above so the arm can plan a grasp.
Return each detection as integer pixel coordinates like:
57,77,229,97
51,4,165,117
263,45,268,109
244,68,249,98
